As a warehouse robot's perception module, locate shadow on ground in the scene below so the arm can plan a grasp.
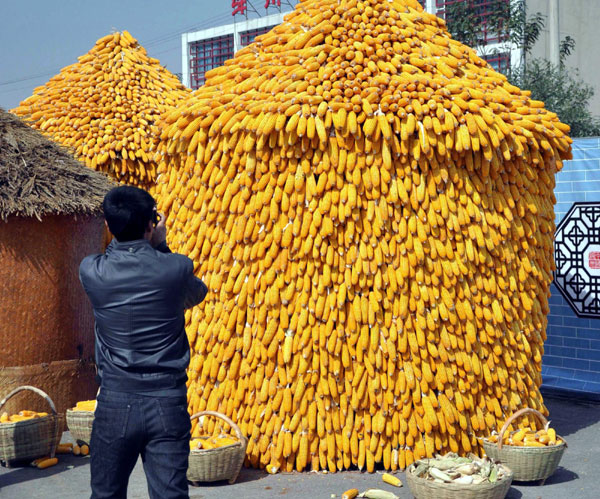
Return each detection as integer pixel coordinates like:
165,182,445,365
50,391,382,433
505,487,523,498
0,454,89,489
544,392,600,437
512,466,579,488
189,467,266,488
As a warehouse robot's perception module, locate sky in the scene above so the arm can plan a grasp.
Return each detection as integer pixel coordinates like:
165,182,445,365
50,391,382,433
0,0,291,110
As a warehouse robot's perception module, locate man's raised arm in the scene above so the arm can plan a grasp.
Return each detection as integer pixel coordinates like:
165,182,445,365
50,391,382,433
183,267,208,309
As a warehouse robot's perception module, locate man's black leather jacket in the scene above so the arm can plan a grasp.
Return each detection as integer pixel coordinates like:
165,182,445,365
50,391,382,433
79,238,207,395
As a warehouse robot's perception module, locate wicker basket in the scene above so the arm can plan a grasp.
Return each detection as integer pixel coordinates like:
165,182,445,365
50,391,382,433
187,411,247,485
0,385,61,466
406,461,513,499
66,408,95,445
483,408,567,483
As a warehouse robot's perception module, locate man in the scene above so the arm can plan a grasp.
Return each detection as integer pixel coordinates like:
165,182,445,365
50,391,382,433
79,186,207,499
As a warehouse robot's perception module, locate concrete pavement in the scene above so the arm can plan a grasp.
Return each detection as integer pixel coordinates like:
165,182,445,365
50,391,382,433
1,392,598,498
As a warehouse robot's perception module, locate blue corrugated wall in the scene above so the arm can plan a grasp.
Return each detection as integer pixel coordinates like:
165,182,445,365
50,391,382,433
543,137,600,395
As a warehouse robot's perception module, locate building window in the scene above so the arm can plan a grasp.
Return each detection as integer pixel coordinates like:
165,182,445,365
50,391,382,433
482,51,511,73
240,26,275,47
189,35,234,89
435,0,510,45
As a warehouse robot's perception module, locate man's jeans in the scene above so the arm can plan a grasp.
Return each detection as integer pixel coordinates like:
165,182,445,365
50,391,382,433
90,389,191,499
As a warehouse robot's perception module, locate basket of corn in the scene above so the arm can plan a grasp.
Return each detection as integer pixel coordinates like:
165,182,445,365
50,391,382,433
187,410,247,484
66,399,96,446
482,408,566,483
406,452,513,499
0,386,61,466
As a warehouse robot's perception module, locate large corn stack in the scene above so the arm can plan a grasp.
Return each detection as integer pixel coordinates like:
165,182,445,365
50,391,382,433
156,0,572,473
12,31,189,190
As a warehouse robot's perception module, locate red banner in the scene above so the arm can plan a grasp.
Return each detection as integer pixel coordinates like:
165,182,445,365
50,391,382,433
265,0,281,7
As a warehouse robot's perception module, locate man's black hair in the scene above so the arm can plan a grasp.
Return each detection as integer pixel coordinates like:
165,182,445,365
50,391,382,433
103,186,155,242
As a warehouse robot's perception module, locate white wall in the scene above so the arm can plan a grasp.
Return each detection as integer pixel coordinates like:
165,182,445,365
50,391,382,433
528,0,600,117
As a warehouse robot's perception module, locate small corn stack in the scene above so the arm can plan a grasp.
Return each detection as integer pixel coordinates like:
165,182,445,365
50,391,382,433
12,30,189,190
155,0,572,472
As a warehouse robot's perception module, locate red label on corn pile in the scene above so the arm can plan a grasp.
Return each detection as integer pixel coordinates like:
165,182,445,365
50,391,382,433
589,252,600,269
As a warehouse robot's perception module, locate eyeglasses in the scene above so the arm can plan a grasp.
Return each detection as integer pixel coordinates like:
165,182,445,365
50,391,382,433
152,207,159,227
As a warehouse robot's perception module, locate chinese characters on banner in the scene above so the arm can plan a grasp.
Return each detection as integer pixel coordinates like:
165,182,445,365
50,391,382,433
232,0,282,16
231,0,247,16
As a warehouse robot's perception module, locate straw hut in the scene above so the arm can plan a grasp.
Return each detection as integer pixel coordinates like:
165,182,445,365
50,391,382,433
0,108,114,415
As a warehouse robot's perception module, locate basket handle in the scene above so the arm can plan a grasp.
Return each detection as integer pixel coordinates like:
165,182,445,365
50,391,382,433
0,385,60,459
497,408,547,450
0,385,58,416
190,410,245,443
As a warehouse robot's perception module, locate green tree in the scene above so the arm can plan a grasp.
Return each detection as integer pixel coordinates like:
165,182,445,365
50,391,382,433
444,0,599,137
444,0,544,59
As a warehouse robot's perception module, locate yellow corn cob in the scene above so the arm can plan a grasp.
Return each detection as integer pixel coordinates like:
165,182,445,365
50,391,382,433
547,427,557,445
342,489,359,499
56,443,74,454
74,400,97,412
382,473,403,487
36,457,58,469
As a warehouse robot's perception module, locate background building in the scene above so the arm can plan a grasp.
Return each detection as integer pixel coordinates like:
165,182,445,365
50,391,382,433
182,9,290,89
527,0,600,116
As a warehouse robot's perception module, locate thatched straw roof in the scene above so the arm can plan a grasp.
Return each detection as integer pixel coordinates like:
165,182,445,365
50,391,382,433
0,108,114,220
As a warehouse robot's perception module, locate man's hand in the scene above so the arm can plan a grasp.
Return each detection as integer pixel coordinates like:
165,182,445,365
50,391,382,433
151,212,167,248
